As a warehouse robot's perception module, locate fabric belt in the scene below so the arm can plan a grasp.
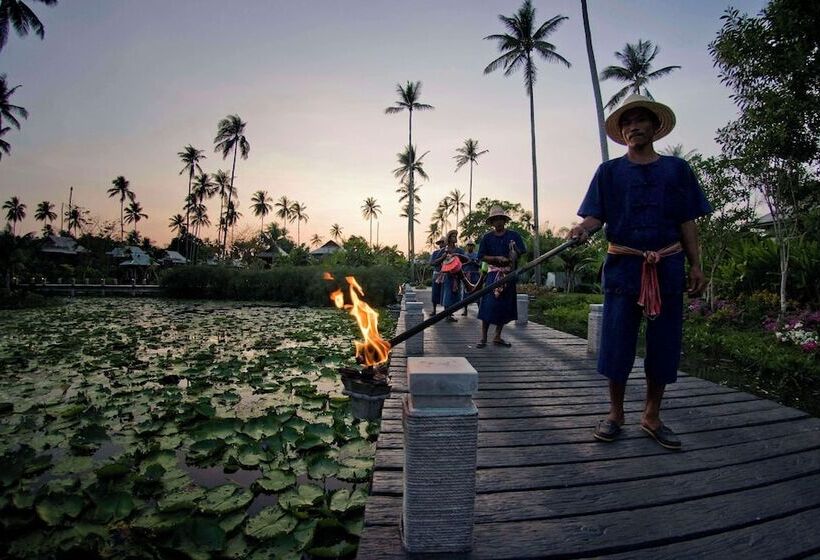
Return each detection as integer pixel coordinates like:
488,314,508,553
607,242,683,319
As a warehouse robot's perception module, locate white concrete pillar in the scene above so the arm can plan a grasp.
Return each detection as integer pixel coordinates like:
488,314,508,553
588,303,604,355
516,294,529,326
402,357,478,554
404,301,424,356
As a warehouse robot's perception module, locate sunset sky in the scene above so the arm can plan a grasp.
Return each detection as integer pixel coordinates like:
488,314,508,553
2,0,767,251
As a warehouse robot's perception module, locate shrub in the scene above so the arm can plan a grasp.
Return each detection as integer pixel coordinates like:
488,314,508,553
159,265,403,307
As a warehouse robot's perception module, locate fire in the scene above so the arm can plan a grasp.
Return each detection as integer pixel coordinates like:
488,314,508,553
326,274,391,366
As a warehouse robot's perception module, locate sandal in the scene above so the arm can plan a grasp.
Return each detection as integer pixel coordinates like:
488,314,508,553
641,423,681,450
493,339,511,347
446,316,458,322
593,419,622,442
476,341,487,348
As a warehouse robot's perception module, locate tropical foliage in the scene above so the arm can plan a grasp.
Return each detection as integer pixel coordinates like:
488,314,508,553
599,39,680,109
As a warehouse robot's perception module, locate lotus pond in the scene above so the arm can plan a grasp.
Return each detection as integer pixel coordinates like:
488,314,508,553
0,298,394,559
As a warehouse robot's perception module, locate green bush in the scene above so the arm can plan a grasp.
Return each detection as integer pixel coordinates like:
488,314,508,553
0,289,58,310
529,292,603,337
159,265,403,307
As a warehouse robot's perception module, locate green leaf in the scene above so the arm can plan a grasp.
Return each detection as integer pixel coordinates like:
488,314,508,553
35,494,85,526
51,455,94,476
96,461,130,480
305,423,335,444
307,457,340,480
307,540,358,558
94,491,134,522
173,517,226,556
223,533,251,559
187,439,226,463
244,506,298,540
343,517,363,537
253,470,296,493
69,424,109,454
219,511,247,534
278,484,324,510
199,484,253,515
131,509,188,533
158,486,205,512
236,444,267,468
329,488,368,514
192,418,241,440
242,414,282,439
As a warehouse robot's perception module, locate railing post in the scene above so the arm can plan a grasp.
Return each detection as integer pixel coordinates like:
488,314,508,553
401,287,416,310
516,293,529,326
587,303,604,354
402,356,478,554
403,302,424,356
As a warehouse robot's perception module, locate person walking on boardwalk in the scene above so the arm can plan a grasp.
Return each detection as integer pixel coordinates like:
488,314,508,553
461,240,481,316
476,206,526,348
569,94,711,450
440,229,466,322
429,237,446,315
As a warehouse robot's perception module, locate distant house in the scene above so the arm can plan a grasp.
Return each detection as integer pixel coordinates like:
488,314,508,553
257,244,289,264
309,240,342,259
108,246,155,281
159,250,188,266
40,235,89,257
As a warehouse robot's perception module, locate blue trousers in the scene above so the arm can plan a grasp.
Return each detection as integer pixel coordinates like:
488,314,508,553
598,292,684,385
431,273,442,306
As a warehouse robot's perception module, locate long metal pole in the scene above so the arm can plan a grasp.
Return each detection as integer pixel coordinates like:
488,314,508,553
388,226,601,348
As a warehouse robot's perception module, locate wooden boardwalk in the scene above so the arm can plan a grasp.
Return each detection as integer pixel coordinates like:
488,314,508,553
357,290,820,559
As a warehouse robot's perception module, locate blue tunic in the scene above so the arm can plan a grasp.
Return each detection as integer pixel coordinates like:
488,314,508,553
441,248,466,308
477,230,526,325
461,251,481,287
429,248,444,305
578,155,712,295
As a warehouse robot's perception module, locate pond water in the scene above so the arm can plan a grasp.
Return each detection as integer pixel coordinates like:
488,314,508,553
0,298,391,559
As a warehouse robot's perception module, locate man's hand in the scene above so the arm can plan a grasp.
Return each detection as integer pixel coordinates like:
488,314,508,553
567,225,589,243
687,265,707,297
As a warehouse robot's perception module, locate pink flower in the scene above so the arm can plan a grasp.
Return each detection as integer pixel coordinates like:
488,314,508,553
800,340,818,353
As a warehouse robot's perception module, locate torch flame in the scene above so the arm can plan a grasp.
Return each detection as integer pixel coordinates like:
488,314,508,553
327,275,391,366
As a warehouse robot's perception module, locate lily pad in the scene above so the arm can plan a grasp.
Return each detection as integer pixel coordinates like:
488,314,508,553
278,484,324,510
36,493,85,526
93,491,135,522
199,484,253,515
244,506,298,540
253,469,296,493
329,488,368,514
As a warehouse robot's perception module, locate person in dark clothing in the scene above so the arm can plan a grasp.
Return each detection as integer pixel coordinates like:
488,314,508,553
429,237,446,314
461,241,480,316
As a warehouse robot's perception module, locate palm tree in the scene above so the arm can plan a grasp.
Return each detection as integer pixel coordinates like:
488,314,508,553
385,81,434,269
485,0,570,284
661,144,698,161
447,189,467,228
581,0,609,162
169,213,185,236
178,145,205,251
34,200,56,232
600,39,681,110
432,203,448,234
0,0,58,52
290,201,308,245
211,169,232,245
393,145,429,260
274,195,293,230
0,126,10,160
361,196,382,247
330,223,344,243
251,190,272,234
309,233,323,247
65,205,85,237
124,200,147,236
3,196,25,235
192,172,217,205
224,200,241,248
213,114,249,254
106,176,133,241
0,74,28,160
425,221,441,248
190,204,209,263
453,139,489,216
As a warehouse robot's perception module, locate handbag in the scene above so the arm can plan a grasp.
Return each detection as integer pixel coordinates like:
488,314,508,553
441,255,462,274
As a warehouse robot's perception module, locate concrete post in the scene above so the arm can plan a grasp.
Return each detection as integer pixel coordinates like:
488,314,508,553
404,301,424,356
402,287,417,311
516,294,529,326
402,357,478,554
587,303,604,355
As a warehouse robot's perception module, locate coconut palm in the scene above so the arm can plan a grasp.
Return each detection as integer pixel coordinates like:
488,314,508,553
3,196,25,235
190,203,209,237
251,190,272,234
169,213,185,236
393,145,429,260
224,200,241,248
0,126,10,160
453,139,489,216
178,145,205,250
447,189,467,227
106,176,133,241
361,196,382,247
211,169,232,244
330,223,344,243
274,195,293,229
0,74,28,160
34,200,56,232
290,201,308,245
213,114,250,253
661,144,698,161
600,39,680,110
309,233,323,247
580,0,609,162
385,81,434,268
425,221,441,248
65,205,85,237
0,0,58,52
124,200,147,235
484,0,570,283
192,172,217,205
432,203,448,234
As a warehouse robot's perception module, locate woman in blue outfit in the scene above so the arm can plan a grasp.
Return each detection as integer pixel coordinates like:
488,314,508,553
477,207,526,347
429,237,446,314
460,240,481,316
440,229,466,322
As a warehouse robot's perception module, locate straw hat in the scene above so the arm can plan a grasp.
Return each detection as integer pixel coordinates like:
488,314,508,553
486,205,511,224
435,237,446,245
446,229,458,240
605,94,676,146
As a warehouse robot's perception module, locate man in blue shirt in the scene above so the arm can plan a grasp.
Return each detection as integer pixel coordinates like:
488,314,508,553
569,94,711,450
